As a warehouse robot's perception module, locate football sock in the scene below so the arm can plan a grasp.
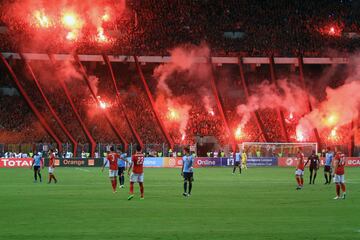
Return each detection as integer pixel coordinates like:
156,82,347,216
184,182,187,193
341,184,346,192
121,176,124,185
38,172,42,181
139,182,144,197
48,174,52,183
130,182,134,194
300,178,304,186
188,182,192,194
34,171,37,181
328,174,331,183
232,167,236,173
313,172,316,183
111,179,116,191
336,184,340,196
53,175,57,183
296,177,300,186
324,174,328,183
239,167,241,174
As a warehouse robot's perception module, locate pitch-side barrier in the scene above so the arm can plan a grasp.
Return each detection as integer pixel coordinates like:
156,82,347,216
1,157,360,168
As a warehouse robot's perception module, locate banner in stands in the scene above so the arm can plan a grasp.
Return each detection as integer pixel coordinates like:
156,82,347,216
0,158,33,168
247,157,278,167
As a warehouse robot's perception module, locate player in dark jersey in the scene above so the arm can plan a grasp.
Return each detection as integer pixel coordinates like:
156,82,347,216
305,150,320,184
117,149,128,189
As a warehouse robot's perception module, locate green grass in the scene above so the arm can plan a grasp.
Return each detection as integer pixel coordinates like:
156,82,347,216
0,167,359,240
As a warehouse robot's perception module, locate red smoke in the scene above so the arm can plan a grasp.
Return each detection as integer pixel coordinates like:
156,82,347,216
296,80,360,141
1,0,124,45
236,79,309,130
153,44,214,143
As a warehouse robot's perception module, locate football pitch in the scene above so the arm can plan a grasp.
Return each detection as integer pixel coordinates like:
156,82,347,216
0,167,359,240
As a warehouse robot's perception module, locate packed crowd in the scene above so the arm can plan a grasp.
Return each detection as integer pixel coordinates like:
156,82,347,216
1,0,359,156
1,61,357,155
0,0,360,56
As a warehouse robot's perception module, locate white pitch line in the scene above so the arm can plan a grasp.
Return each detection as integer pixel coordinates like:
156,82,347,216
74,168,90,172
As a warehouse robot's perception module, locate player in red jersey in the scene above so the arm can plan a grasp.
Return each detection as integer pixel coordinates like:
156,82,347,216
127,145,145,200
102,146,120,193
48,149,58,184
295,149,305,190
333,152,346,199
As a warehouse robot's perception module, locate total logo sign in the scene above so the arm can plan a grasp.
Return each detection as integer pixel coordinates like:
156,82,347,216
0,158,33,168
166,157,183,168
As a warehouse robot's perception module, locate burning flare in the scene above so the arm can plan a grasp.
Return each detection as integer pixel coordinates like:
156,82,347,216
235,127,242,140
99,101,107,109
33,10,51,28
97,27,108,42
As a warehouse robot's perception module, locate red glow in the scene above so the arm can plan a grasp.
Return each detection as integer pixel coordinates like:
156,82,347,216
96,27,108,42
66,31,77,41
296,129,305,142
319,24,343,37
61,12,82,30
167,108,179,121
99,101,107,109
63,14,76,27
102,13,110,22
289,112,294,120
330,127,337,138
33,10,51,28
181,133,186,141
324,113,339,127
235,127,242,140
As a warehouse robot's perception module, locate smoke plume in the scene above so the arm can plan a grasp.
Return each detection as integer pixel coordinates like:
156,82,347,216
296,80,360,139
153,44,214,141
236,79,309,129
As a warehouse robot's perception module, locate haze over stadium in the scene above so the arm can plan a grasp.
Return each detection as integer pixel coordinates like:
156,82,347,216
0,1,360,240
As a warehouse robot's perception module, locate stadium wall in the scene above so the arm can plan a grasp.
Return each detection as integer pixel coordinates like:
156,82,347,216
2,157,360,168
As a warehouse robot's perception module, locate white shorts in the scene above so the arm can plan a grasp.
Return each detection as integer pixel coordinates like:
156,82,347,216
130,173,144,183
48,167,55,174
295,169,304,176
109,170,118,178
334,174,345,184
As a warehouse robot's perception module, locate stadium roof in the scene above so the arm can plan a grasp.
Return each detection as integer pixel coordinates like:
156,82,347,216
0,53,350,64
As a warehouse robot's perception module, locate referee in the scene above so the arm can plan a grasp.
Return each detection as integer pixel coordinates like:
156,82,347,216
305,150,320,184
